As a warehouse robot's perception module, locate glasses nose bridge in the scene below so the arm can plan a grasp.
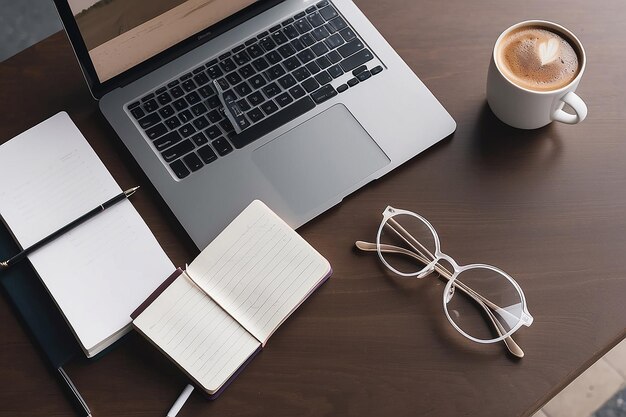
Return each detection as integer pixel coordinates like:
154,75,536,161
435,252,460,272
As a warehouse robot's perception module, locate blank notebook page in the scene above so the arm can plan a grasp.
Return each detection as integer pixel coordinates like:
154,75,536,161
186,200,331,344
133,274,260,393
0,112,174,356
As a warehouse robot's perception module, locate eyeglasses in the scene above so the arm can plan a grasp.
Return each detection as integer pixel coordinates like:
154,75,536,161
356,206,533,358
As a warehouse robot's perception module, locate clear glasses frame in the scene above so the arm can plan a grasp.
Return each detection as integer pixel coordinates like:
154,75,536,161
356,206,533,357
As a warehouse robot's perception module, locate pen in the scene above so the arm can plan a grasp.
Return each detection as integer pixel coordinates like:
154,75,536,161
167,384,194,417
0,186,140,270
58,366,92,417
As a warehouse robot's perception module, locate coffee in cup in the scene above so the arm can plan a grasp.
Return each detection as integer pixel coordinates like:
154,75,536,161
486,20,587,129
496,26,581,92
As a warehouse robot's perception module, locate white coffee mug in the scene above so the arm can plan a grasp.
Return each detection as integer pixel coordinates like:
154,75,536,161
486,20,587,129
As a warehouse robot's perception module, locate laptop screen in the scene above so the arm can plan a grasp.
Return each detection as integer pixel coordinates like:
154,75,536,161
67,0,259,83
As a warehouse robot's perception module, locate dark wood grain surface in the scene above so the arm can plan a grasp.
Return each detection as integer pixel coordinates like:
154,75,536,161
1,0,625,416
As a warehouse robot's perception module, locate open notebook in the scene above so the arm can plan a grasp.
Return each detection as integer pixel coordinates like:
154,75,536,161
0,112,174,357
131,200,331,397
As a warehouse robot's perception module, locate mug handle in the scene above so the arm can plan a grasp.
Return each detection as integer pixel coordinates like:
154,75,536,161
552,91,588,124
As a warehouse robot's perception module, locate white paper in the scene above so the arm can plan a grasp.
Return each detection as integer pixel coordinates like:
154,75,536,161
0,112,174,356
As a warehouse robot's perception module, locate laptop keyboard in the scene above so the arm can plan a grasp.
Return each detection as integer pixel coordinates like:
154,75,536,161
127,0,384,180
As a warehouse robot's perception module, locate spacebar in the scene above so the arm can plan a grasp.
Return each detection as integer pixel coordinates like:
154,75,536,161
230,96,316,149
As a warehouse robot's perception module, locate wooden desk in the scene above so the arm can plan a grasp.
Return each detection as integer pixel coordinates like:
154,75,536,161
1,0,625,416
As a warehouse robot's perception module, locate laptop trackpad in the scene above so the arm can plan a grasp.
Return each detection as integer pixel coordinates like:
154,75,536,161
252,104,390,213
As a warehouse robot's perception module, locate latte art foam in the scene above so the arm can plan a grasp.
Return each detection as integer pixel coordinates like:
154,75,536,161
497,26,580,91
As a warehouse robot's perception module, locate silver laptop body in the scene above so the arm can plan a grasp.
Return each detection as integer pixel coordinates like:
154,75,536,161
70,0,455,249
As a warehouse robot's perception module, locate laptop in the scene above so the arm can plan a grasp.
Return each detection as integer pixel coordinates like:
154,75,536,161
53,0,456,249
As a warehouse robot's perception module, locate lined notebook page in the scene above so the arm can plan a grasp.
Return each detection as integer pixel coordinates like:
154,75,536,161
0,112,174,357
133,274,260,393
186,200,330,344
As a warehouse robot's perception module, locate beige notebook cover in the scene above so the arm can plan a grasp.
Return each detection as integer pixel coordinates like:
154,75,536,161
132,200,332,396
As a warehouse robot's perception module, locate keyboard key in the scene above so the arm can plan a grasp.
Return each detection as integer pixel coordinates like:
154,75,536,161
207,96,221,109
315,70,333,85
245,38,257,46
220,58,237,73
293,67,311,81
371,65,383,75
310,84,337,104
252,57,270,71
259,37,277,51
234,81,252,96
198,145,218,164
282,17,295,26
216,78,229,91
165,116,181,130
329,17,348,32
130,106,145,119
154,130,182,151
294,11,306,19
269,24,282,33
138,112,160,129
278,74,297,89
206,65,223,79
283,24,299,39
278,43,296,59
261,100,279,115
193,65,206,73
306,61,321,74
305,5,316,13
249,74,267,89
233,51,251,65
143,99,159,113
289,85,306,99
193,72,210,86
316,0,329,7
325,33,345,49
324,22,337,34
319,6,338,21
231,96,316,149
141,92,155,102
191,132,209,146
337,83,349,93
267,50,282,65
213,138,234,156
297,48,316,63
327,50,342,63
300,33,316,47
182,152,203,172
256,30,269,39
237,98,251,112
179,123,196,137
311,26,330,42
263,82,281,98
339,27,356,42
311,42,329,56
302,77,320,93
271,31,288,45
294,18,313,34
267,64,286,80
193,115,210,130
220,119,234,133
340,48,374,71
157,92,172,105
239,64,256,78
276,92,294,107
182,79,196,92
186,91,201,105
347,77,359,87
283,56,301,71
248,91,264,106
247,107,264,123
181,73,192,80
226,72,242,86
191,102,208,116
167,80,179,88
205,125,221,140
338,39,364,58
129,101,140,109
247,44,264,58
173,98,188,111
170,159,190,179
159,105,175,118
219,52,231,60
146,123,167,140
357,70,372,81
328,64,343,78
170,86,184,98
291,38,305,51
207,109,223,123
307,12,325,27
353,65,368,76
162,139,195,163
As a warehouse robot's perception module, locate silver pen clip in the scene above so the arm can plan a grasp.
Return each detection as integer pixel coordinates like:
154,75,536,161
213,80,249,134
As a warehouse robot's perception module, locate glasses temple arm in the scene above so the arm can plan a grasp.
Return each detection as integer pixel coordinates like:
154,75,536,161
355,241,524,358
